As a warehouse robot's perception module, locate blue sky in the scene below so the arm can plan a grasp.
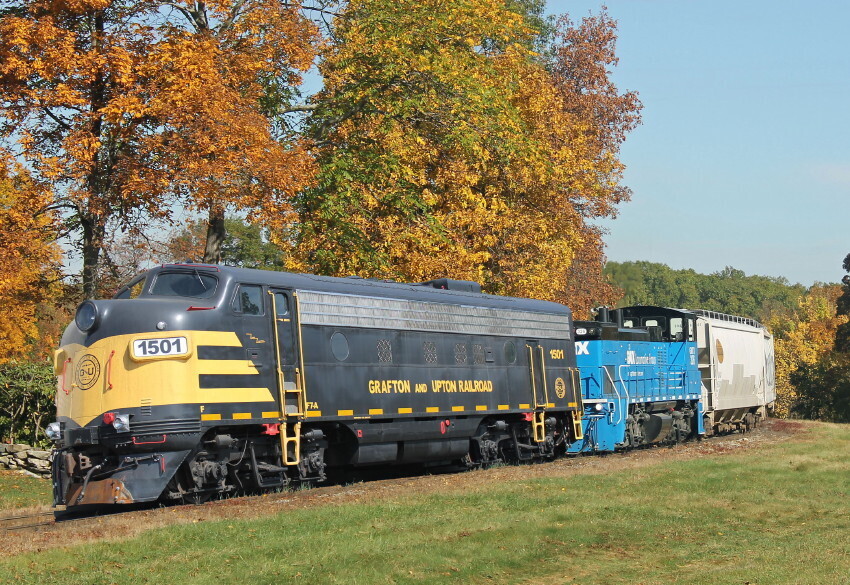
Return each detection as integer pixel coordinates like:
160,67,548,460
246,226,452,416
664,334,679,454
552,0,849,286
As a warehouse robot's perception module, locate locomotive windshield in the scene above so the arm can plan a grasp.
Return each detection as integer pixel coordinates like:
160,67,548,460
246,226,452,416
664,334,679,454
150,271,218,298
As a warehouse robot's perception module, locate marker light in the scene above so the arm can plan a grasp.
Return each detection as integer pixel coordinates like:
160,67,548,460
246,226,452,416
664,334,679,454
113,414,131,433
45,422,61,441
594,403,604,412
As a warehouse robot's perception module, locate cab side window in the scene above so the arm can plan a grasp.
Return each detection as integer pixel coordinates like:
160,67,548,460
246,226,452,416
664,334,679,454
114,276,146,299
274,292,289,316
232,285,264,315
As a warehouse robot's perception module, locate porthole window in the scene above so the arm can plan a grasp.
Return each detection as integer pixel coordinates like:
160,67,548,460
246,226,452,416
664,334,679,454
331,332,349,361
504,341,516,364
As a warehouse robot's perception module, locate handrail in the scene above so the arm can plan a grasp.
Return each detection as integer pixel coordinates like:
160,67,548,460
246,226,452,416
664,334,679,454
601,366,624,425
105,350,116,390
60,358,72,394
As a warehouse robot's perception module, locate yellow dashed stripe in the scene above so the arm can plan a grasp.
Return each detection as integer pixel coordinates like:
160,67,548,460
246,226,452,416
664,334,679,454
568,402,577,407
498,404,509,411
451,406,465,412
233,413,251,420
262,411,280,418
426,407,439,413
398,407,413,414
369,408,384,415
306,410,322,418
519,403,531,409
201,414,221,421
337,409,354,416
547,402,555,408
475,405,487,411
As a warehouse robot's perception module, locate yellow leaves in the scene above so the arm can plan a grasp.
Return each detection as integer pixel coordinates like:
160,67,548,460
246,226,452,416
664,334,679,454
296,1,639,303
768,285,849,418
0,158,60,362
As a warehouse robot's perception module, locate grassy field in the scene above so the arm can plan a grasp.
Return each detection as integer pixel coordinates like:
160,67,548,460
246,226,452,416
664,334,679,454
3,422,849,584
0,470,52,511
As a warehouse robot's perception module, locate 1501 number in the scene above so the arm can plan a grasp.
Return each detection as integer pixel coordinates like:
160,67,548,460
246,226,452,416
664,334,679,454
132,337,189,359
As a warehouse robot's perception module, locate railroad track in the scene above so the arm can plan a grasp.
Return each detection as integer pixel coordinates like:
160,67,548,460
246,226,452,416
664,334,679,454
0,510,57,531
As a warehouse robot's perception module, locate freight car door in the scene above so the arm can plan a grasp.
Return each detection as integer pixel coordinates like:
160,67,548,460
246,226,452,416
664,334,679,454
269,289,302,417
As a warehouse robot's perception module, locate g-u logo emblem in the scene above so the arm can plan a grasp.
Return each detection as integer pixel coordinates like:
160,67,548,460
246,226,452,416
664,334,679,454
575,341,590,356
76,354,101,390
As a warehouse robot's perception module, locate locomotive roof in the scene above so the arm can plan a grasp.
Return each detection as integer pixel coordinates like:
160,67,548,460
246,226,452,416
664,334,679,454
140,264,571,316
616,305,765,330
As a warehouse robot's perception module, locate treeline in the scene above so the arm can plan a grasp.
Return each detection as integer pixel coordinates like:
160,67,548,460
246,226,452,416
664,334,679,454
605,260,850,422
605,261,807,322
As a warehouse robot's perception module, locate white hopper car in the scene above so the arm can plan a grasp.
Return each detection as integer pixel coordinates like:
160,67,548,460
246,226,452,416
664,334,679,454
693,310,776,433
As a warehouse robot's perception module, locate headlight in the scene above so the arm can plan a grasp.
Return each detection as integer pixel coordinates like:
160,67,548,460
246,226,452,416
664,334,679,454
113,414,131,433
45,421,62,441
594,403,604,411
75,301,99,332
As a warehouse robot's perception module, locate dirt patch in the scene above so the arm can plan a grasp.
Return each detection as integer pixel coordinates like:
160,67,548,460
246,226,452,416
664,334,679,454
0,418,806,555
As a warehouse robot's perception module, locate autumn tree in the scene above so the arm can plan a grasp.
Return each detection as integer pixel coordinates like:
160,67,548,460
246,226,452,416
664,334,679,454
833,252,850,351
764,284,847,418
0,155,60,362
292,1,641,301
788,254,850,422
557,227,622,319
0,0,318,297
162,217,286,270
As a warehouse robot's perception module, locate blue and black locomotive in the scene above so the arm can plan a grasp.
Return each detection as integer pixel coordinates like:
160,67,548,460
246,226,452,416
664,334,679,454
48,264,585,507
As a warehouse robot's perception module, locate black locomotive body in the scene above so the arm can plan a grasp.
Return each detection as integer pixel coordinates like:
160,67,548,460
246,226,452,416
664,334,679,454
51,265,583,506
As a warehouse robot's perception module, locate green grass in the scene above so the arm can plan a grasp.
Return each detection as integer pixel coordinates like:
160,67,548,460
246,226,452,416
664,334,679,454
0,470,52,510
4,423,850,584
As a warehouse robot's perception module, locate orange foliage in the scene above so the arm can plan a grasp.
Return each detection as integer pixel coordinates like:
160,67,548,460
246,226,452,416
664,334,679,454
0,156,60,362
0,0,318,295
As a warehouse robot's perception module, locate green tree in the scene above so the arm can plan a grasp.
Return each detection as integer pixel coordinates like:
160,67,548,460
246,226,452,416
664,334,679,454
0,360,55,446
163,217,285,270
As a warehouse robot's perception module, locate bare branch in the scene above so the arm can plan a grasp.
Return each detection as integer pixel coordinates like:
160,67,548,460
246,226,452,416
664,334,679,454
41,107,72,131
283,104,318,113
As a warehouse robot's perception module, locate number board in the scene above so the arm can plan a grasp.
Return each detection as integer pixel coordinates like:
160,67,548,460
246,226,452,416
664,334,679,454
131,336,190,360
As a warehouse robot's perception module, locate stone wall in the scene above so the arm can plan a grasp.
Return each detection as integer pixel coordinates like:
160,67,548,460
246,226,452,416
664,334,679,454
0,444,52,478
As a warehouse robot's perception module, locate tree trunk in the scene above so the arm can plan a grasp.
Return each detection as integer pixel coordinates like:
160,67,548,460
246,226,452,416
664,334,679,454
81,213,105,299
203,206,225,264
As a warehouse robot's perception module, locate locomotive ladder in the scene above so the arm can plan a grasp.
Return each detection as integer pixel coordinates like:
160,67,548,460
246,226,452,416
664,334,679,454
530,346,550,443
569,367,584,440
269,291,305,466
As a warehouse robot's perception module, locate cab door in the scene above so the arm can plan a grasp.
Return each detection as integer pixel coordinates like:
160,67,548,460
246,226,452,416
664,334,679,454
525,340,548,442
268,289,301,417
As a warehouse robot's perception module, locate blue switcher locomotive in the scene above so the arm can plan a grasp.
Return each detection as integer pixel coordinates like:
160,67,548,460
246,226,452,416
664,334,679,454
568,307,704,453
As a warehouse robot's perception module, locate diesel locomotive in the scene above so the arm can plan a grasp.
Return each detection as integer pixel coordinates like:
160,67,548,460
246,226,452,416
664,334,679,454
48,264,585,507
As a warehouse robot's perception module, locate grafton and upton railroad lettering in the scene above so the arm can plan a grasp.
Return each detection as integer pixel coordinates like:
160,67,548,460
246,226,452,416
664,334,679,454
368,379,495,393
